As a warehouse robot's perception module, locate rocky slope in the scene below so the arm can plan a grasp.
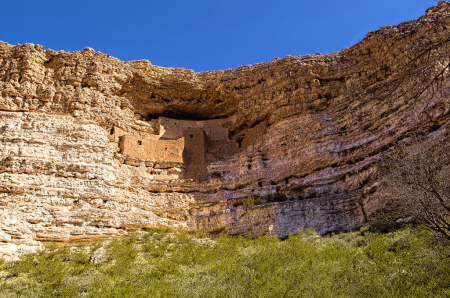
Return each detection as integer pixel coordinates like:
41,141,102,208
1,5,450,260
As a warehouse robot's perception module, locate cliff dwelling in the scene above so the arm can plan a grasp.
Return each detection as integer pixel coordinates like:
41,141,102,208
112,115,254,181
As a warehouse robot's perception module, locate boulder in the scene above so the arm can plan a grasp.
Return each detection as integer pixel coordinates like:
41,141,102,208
438,1,449,8
90,247,106,264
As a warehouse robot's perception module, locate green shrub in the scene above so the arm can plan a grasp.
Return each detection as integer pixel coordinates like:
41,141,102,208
1,227,449,297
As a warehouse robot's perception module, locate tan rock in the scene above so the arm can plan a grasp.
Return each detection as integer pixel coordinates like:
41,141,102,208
439,1,449,8
0,9,450,259
426,6,441,13
90,247,106,264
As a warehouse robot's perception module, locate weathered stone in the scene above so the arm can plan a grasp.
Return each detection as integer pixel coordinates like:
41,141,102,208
90,247,106,264
426,6,441,13
439,1,449,8
0,231,11,242
0,9,450,259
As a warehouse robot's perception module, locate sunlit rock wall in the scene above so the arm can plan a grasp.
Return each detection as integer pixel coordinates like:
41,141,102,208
1,5,450,259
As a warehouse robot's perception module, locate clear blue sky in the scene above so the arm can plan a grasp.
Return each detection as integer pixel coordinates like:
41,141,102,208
0,0,436,72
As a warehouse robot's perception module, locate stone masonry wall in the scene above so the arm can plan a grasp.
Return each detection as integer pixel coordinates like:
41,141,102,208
182,129,207,181
159,117,231,141
119,135,184,164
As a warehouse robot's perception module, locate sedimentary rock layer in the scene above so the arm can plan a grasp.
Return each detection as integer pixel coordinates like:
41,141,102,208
1,5,450,259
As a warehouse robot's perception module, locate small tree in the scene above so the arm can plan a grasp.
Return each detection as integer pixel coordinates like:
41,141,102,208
382,135,450,250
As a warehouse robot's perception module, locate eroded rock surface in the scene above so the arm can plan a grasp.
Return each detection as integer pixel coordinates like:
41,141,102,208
1,5,450,258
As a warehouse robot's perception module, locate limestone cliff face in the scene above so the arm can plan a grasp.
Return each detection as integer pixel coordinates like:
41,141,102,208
1,6,450,259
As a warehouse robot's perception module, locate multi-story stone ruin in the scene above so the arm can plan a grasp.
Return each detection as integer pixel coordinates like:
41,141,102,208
111,115,267,181
113,116,235,180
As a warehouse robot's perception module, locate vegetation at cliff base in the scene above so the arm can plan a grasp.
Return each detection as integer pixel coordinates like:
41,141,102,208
1,227,450,298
